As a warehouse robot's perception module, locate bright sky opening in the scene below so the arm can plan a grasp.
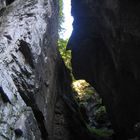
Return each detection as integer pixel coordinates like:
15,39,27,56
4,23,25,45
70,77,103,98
60,0,73,39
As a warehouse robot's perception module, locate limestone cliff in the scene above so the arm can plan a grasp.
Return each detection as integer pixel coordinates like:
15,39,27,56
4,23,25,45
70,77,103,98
0,0,90,140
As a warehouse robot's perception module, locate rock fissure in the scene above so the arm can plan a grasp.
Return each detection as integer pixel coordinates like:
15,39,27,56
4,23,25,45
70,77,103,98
0,0,140,140
18,40,35,69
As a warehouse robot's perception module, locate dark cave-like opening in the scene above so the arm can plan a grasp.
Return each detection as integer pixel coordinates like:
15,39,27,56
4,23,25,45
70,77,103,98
72,80,114,139
59,0,114,139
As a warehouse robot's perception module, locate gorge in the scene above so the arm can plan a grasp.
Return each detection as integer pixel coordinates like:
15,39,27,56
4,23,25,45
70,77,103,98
0,0,140,140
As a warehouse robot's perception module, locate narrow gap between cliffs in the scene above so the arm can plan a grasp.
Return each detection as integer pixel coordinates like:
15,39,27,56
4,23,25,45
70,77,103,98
58,0,114,139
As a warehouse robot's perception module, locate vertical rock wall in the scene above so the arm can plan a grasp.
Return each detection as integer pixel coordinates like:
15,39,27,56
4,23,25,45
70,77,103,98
0,0,90,140
69,0,140,139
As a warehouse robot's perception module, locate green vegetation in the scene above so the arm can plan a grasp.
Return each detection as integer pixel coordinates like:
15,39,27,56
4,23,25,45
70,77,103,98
58,0,64,33
72,80,95,99
87,124,114,139
95,106,106,118
58,0,71,70
58,38,72,70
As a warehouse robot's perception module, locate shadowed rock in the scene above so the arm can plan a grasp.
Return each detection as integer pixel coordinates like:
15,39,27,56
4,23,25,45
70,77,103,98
69,0,140,139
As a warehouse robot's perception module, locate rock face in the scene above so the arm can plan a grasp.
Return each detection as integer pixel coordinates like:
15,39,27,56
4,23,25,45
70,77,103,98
0,0,90,140
69,0,140,139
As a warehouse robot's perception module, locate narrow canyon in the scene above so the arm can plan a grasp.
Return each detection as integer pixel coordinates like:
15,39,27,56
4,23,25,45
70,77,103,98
0,0,140,140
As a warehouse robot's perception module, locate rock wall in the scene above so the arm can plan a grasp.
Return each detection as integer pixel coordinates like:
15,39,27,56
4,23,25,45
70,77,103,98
69,0,140,139
0,0,90,140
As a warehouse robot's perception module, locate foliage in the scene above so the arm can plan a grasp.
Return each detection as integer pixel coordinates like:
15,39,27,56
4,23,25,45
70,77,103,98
87,124,114,138
58,1,71,69
94,106,108,124
58,38,72,70
72,80,95,99
58,0,64,33
95,106,106,116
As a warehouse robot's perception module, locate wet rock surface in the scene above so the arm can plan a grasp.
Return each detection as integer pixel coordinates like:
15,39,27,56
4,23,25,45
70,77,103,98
0,0,91,140
69,0,140,139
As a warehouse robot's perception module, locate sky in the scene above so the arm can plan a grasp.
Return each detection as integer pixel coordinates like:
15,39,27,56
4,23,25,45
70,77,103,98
60,0,73,39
